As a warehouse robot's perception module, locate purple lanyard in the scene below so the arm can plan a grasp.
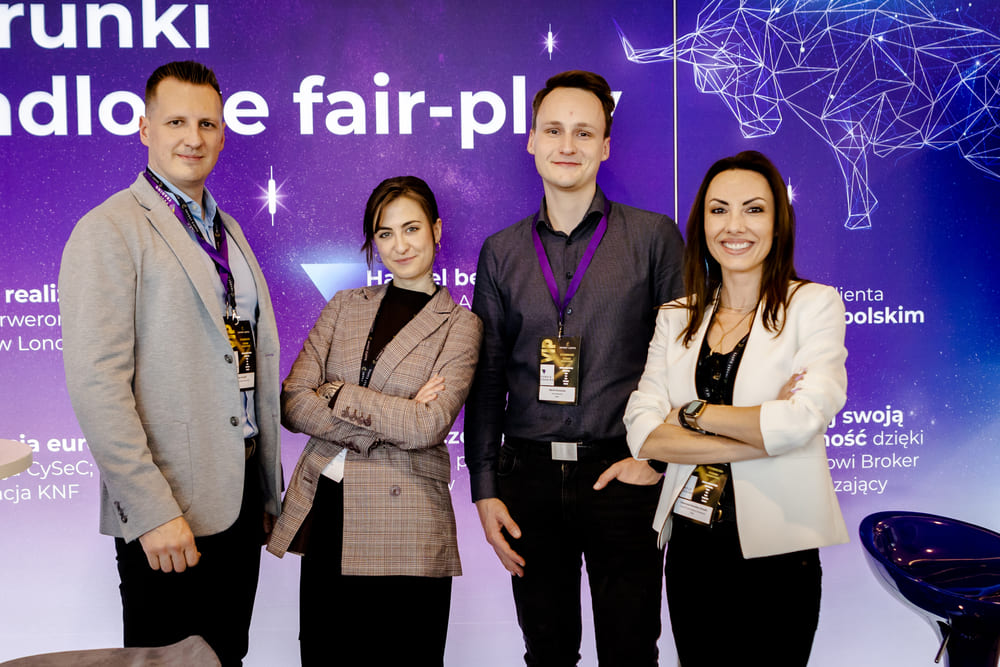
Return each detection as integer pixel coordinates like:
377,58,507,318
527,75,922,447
143,169,237,317
531,199,611,336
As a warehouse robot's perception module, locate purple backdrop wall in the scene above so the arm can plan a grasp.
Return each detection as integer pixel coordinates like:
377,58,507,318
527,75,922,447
2,1,999,664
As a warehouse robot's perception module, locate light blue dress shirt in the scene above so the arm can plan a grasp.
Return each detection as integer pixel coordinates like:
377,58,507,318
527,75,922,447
148,167,260,439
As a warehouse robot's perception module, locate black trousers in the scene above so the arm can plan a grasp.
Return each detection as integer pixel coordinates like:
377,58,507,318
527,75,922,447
299,476,453,667
498,441,665,667
114,461,264,667
664,517,822,667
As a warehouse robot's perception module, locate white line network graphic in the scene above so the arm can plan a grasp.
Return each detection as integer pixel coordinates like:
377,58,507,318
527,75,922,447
617,0,1000,229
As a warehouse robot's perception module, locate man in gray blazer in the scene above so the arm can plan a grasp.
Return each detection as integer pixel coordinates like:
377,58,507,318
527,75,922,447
59,61,282,667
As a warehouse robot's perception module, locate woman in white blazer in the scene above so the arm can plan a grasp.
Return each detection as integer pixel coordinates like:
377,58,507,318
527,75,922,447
622,151,848,666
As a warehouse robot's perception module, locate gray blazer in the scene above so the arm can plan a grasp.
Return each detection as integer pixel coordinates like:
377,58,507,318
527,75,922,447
60,174,282,542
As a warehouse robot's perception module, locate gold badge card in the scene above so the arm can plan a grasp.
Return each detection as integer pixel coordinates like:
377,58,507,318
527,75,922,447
538,336,581,405
226,319,257,391
672,465,728,525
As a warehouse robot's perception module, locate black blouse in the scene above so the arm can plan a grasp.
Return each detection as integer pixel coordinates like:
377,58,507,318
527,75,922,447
366,283,434,363
691,310,752,523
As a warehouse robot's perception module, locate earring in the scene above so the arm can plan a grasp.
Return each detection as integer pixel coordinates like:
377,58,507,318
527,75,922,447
375,252,383,265
436,241,442,252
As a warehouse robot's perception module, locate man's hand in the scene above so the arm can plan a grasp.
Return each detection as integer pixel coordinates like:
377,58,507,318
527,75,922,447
475,497,526,577
137,516,200,573
593,457,662,490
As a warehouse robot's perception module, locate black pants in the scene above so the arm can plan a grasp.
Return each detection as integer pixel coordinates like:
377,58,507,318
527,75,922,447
114,461,264,667
299,476,453,667
664,517,822,667
498,441,665,667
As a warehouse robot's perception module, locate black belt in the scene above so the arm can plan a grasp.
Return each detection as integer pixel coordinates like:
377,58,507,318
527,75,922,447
503,436,630,462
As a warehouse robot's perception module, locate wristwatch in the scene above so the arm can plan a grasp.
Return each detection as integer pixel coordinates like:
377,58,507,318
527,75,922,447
679,399,713,435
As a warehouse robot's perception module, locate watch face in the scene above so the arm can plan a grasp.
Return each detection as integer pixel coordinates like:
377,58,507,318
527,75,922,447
684,401,702,416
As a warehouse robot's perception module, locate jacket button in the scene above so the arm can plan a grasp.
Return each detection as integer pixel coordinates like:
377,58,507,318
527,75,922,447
390,485,402,497
225,354,234,363
230,416,239,426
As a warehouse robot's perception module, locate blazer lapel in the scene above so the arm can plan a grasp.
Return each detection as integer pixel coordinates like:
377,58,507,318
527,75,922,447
683,302,715,399
325,285,384,388
366,286,452,392
131,176,228,339
221,213,263,300
733,299,776,406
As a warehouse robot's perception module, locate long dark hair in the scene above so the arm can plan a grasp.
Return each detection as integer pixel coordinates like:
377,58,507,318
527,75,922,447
677,150,807,346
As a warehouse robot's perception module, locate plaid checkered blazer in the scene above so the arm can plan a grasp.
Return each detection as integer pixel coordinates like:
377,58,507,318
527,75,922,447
267,283,482,577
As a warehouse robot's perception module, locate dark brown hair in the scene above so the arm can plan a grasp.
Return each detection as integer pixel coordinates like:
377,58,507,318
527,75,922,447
677,150,807,346
531,70,615,137
361,176,440,268
145,61,222,108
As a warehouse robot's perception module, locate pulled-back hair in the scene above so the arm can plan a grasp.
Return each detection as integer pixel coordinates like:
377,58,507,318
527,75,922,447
361,176,440,268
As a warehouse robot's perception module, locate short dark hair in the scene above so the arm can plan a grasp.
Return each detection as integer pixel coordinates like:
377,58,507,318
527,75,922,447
677,150,807,345
361,176,440,268
531,70,615,137
145,61,222,108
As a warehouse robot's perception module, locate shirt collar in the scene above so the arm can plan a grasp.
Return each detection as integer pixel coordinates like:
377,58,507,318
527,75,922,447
536,185,608,239
146,166,218,228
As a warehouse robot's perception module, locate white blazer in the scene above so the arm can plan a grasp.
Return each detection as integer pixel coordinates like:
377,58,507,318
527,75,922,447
624,282,849,558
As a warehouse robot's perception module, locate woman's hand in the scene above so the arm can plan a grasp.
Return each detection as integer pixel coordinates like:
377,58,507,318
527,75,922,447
778,369,806,400
413,374,446,404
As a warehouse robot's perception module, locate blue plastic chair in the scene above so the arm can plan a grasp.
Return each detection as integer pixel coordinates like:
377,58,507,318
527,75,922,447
860,511,1000,667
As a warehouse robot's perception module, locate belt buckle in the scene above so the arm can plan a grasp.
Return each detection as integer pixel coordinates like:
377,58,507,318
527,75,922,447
551,441,579,462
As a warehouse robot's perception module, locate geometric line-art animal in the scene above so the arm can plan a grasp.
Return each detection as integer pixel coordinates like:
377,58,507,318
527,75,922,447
616,0,1000,229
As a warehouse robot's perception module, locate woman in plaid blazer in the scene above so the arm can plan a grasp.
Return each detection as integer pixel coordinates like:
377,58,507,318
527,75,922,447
267,176,482,666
